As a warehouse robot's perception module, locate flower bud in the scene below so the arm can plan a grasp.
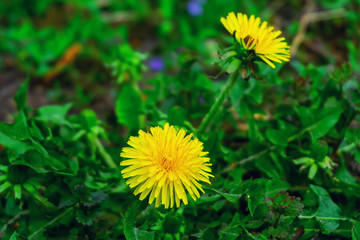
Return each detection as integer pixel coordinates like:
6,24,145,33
241,67,249,80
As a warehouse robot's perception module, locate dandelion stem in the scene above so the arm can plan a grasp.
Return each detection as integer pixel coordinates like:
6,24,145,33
197,71,240,134
94,137,119,169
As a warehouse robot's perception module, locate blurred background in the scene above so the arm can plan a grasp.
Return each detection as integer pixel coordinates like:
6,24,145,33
0,0,359,122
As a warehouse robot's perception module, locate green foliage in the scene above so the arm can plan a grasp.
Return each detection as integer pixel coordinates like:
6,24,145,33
353,221,360,240
1,0,360,239
124,201,155,240
266,129,288,147
219,213,242,240
109,44,148,84
310,185,342,234
116,84,145,130
9,231,22,240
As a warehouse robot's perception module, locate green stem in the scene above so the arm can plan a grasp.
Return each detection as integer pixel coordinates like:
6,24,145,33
240,224,267,240
298,215,350,221
197,71,240,134
0,210,29,238
28,207,74,239
217,146,275,176
94,137,119,169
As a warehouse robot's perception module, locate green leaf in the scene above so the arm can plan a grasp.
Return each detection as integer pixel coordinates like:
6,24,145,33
162,212,184,234
226,58,241,74
352,221,360,240
193,221,221,239
0,130,32,156
0,111,31,140
124,201,154,240
293,157,314,166
116,84,144,130
335,158,357,186
267,225,290,239
160,0,174,18
245,78,262,104
310,185,341,234
219,212,242,240
80,109,98,127
309,108,342,141
291,60,306,76
308,164,318,179
75,208,99,226
80,110,107,143
242,178,268,217
256,155,280,179
196,195,222,204
36,103,73,126
13,184,22,199
343,77,360,109
0,181,12,194
22,182,56,209
230,81,246,104
294,106,314,128
311,141,328,162
23,149,66,173
195,74,213,90
266,129,288,147
0,111,33,155
167,106,186,126
9,231,21,240
133,229,155,240
221,50,237,61
264,179,290,197
247,118,265,144
14,78,29,111
28,120,45,140
295,107,343,142
205,187,242,203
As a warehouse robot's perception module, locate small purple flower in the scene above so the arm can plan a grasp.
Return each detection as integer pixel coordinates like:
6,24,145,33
187,0,205,17
149,56,164,72
199,97,205,104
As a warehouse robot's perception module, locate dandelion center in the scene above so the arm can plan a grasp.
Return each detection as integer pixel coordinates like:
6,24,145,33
243,35,258,50
161,155,176,170
120,123,213,208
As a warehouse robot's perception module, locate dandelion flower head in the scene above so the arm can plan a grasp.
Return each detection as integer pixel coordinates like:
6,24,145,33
221,12,290,68
120,123,213,208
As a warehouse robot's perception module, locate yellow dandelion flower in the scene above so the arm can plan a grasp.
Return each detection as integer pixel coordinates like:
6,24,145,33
221,12,290,68
120,123,213,208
